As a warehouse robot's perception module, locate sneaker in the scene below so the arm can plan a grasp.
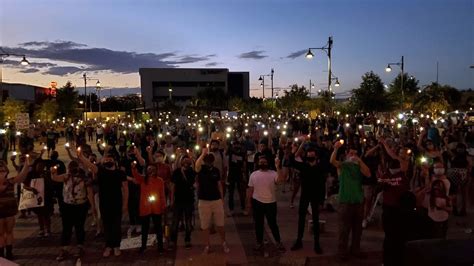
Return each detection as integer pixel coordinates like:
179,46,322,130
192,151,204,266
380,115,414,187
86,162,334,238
276,242,286,253
314,245,323,254
113,247,121,256
44,231,51,238
362,219,368,229
38,231,45,238
185,242,192,250
203,245,211,254
290,241,303,251
56,249,68,261
222,242,230,254
102,247,112,257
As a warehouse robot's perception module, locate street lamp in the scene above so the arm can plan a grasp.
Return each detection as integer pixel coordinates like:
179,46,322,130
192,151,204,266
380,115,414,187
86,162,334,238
385,56,405,110
168,88,173,100
0,48,30,105
258,68,274,99
96,80,102,120
82,73,100,121
331,73,340,87
305,36,334,95
309,80,315,97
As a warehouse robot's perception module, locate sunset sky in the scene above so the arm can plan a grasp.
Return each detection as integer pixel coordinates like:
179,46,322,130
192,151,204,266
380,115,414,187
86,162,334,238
1,0,472,97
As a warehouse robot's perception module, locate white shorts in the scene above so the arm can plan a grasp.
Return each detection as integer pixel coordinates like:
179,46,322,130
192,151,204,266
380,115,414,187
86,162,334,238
198,199,225,229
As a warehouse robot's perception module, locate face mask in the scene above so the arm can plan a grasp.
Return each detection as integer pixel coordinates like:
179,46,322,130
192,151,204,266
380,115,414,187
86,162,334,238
259,164,268,170
51,155,58,161
306,157,316,163
433,168,445,175
345,156,357,163
456,148,465,154
389,168,400,175
211,148,218,152
103,162,115,168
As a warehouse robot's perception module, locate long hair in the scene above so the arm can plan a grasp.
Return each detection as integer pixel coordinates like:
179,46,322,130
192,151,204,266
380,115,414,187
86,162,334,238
429,179,447,210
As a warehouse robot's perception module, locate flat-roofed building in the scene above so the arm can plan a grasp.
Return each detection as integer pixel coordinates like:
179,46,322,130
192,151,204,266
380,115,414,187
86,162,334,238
139,68,249,110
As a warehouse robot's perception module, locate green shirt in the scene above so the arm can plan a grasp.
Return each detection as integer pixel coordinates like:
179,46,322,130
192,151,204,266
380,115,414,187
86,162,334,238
338,162,364,204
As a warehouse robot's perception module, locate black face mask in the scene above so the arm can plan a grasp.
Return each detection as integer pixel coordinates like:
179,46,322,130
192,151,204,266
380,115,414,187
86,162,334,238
259,164,268,170
103,162,115,168
306,157,316,163
51,155,58,161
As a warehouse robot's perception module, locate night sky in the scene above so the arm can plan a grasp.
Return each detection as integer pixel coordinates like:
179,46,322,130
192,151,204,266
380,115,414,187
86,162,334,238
1,0,472,97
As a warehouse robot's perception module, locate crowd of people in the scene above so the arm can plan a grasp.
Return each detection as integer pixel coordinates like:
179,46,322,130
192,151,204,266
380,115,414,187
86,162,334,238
0,111,472,265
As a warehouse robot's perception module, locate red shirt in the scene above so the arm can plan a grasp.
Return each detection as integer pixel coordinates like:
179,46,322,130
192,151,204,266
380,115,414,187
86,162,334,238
156,163,171,184
381,172,409,207
132,168,166,216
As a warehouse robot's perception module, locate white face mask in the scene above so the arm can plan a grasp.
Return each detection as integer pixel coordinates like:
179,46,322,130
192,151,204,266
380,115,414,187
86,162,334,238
389,168,400,175
433,168,445,175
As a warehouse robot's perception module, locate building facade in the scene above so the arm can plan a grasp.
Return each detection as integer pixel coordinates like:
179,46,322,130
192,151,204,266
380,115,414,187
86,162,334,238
139,68,249,110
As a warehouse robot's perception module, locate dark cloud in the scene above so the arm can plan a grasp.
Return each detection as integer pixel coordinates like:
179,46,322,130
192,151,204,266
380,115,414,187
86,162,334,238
205,62,219,67
44,66,84,75
2,40,217,76
286,49,307,59
175,55,214,64
21,41,87,50
238,50,267,60
19,68,40,73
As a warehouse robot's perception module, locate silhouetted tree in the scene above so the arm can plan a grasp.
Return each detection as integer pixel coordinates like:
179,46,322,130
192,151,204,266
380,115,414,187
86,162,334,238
351,71,394,113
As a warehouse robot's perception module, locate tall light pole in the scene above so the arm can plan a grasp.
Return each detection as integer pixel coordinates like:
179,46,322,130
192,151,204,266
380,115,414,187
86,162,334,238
168,88,173,100
96,80,101,120
82,73,100,121
309,80,315,97
258,69,274,99
306,36,333,94
385,56,404,110
0,48,30,105
83,73,88,121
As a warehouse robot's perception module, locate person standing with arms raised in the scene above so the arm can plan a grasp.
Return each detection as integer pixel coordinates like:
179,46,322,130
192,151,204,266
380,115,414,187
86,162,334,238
78,149,129,258
195,147,229,254
330,140,371,262
289,142,327,254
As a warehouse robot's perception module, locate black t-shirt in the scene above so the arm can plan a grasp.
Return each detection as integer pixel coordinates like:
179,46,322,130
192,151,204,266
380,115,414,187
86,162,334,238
171,168,196,204
197,165,221,201
290,155,327,203
97,166,126,209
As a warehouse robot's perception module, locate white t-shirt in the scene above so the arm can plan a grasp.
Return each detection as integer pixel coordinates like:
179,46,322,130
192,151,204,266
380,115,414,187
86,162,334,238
248,170,278,203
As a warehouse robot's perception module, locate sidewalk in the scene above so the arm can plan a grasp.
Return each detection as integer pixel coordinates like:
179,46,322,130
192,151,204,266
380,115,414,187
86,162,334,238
7,138,474,265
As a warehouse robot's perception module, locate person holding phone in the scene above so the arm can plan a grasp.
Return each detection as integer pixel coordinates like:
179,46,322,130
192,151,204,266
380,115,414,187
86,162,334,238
330,140,371,262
